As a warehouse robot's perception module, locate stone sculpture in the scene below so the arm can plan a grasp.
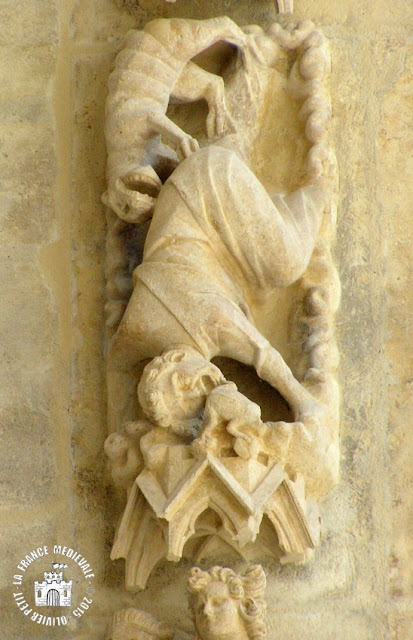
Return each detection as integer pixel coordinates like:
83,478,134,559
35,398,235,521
188,564,267,640
103,16,339,589
107,564,266,640
103,17,246,226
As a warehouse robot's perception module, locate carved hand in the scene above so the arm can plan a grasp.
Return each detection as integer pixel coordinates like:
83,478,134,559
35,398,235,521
177,133,200,160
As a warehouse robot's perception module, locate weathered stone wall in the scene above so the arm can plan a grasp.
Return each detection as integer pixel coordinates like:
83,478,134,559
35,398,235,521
0,0,412,638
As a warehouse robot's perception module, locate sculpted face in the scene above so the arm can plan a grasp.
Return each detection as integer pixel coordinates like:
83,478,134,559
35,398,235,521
139,353,224,433
169,358,210,423
194,581,249,640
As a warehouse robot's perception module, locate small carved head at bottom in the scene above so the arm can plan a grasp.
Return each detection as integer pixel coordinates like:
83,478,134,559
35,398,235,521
187,565,267,640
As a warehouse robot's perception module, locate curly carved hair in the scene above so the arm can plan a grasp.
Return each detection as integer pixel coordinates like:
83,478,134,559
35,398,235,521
187,565,267,640
137,347,225,435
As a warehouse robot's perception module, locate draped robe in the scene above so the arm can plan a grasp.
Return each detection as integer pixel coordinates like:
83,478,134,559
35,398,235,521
133,145,325,359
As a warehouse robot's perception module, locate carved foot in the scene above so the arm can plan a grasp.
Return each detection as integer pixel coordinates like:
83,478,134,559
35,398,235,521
189,434,219,458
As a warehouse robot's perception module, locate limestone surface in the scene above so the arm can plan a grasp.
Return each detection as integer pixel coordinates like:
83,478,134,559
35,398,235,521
1,1,412,639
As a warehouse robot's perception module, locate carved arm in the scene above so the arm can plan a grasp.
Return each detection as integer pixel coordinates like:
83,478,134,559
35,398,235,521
147,111,199,159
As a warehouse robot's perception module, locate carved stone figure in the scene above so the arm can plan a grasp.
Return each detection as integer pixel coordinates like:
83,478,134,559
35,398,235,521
111,145,328,417
108,353,320,589
136,348,316,476
188,565,266,640
103,16,339,588
107,564,266,640
103,17,246,224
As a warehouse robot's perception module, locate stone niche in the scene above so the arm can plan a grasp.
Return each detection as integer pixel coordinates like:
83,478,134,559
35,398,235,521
102,3,341,614
2,0,413,639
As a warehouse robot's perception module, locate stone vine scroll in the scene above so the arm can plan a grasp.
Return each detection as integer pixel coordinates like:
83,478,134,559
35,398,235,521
103,16,339,590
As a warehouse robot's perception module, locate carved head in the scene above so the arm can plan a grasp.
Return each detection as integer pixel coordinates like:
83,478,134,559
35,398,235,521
137,348,225,437
102,168,162,224
187,565,266,640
